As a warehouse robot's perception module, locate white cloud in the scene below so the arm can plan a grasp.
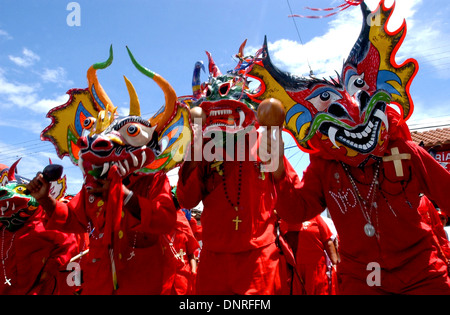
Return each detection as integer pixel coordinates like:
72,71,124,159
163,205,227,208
268,0,424,78
39,67,74,86
0,69,69,114
8,48,40,67
0,71,36,95
0,29,12,40
34,94,70,114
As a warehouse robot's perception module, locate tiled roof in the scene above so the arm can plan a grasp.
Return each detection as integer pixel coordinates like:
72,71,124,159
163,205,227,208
411,127,450,149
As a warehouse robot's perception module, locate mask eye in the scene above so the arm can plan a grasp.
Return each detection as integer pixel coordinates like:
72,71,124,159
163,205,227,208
118,120,155,147
354,78,365,88
320,91,331,102
219,83,231,96
347,74,369,96
306,88,342,112
14,185,27,195
206,86,212,98
126,124,141,137
83,117,96,130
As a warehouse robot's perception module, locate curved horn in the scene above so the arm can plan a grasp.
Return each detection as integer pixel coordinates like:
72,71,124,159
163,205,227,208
261,37,310,91
237,39,248,59
205,51,222,77
126,46,177,132
87,45,114,111
8,159,21,181
124,76,141,116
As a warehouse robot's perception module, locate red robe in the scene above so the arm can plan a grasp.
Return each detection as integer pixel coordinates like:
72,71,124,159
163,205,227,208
177,160,288,295
46,172,176,295
294,215,334,295
0,208,78,295
276,139,450,294
418,195,450,264
161,210,200,295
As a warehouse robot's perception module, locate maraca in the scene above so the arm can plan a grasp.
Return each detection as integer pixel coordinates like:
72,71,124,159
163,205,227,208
23,164,63,195
190,106,206,126
257,98,285,127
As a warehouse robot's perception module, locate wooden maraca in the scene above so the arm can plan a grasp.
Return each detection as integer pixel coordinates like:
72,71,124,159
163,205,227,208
257,98,286,127
190,106,206,126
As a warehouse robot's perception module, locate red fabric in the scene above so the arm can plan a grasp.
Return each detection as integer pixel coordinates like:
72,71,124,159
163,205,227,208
418,195,450,262
297,215,333,264
0,208,78,295
292,215,333,295
176,159,287,294
296,256,329,295
103,165,123,247
161,210,200,295
46,172,176,295
189,217,202,242
276,138,450,294
196,243,288,295
177,161,277,253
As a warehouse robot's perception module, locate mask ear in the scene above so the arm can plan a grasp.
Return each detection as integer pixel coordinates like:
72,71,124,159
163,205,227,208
342,0,418,123
248,37,317,153
41,48,113,165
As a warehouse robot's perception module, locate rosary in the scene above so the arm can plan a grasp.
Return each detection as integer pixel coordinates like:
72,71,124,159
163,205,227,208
341,160,381,238
1,227,14,286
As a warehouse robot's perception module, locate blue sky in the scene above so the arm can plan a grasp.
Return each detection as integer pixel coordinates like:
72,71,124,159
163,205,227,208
0,0,449,194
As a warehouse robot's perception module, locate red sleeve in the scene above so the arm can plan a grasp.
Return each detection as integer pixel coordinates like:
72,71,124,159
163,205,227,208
135,172,177,235
45,191,89,234
176,162,207,210
275,156,326,225
408,140,450,216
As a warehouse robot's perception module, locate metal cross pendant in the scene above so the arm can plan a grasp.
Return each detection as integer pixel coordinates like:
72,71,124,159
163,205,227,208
232,216,242,231
4,278,11,286
382,147,411,177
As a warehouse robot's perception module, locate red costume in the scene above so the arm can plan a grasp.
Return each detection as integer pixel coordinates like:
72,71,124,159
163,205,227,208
161,210,200,295
46,172,176,295
293,215,334,295
418,195,450,269
0,161,78,295
0,208,77,295
177,160,288,295
276,139,450,294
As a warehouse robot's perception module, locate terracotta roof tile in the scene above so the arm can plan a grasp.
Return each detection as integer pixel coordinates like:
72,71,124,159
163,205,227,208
411,127,450,148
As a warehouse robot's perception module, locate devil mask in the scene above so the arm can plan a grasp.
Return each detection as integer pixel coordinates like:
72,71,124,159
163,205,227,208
247,0,418,167
41,46,192,186
0,160,66,231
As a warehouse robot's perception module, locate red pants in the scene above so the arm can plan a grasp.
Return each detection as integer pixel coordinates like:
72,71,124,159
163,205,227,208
196,243,288,295
293,257,330,295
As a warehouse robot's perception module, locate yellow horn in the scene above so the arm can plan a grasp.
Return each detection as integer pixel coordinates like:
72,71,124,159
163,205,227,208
124,76,141,116
126,46,177,132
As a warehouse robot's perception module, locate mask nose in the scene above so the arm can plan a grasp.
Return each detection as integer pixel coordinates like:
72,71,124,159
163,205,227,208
77,135,114,152
90,135,114,151
355,90,371,115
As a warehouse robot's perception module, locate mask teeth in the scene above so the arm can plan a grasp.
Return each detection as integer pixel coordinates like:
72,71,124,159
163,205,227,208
328,126,339,148
100,162,110,178
130,151,139,167
374,109,389,132
140,150,147,168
